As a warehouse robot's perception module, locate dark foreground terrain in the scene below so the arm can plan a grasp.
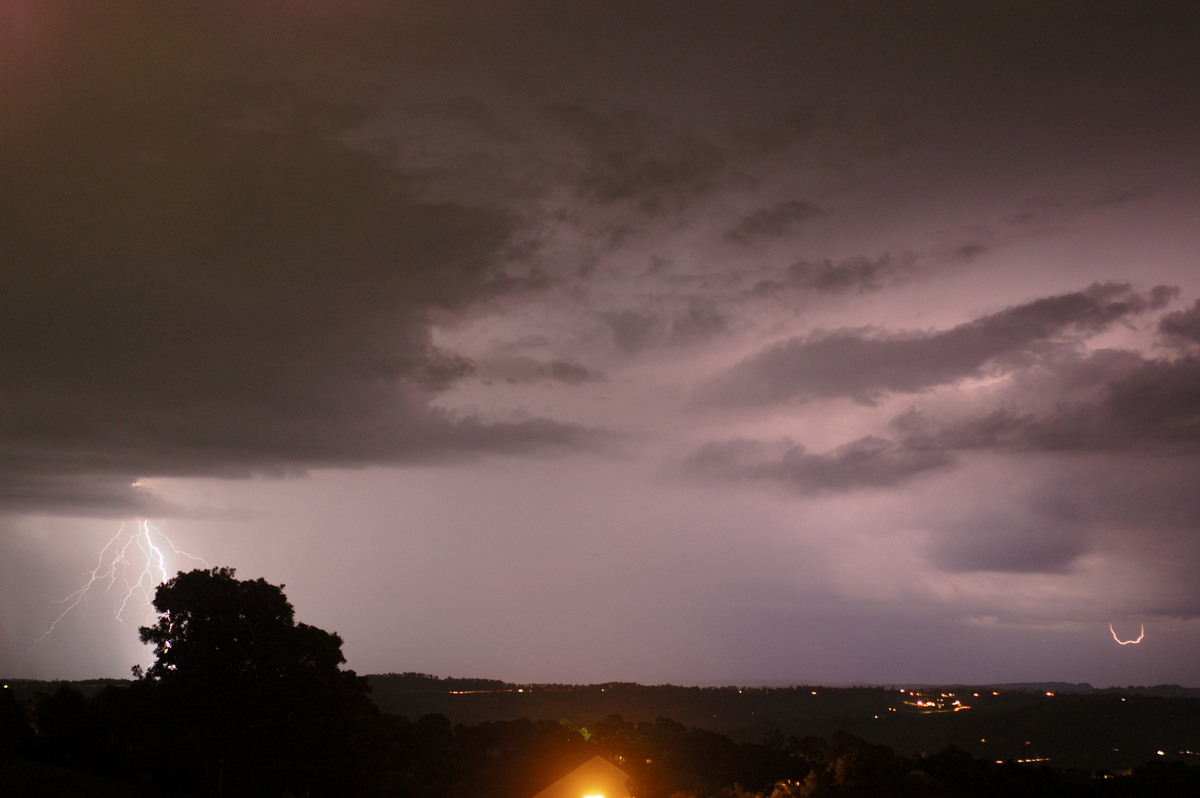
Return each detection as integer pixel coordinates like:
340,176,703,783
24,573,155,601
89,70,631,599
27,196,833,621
365,674,1200,772
5,675,1200,797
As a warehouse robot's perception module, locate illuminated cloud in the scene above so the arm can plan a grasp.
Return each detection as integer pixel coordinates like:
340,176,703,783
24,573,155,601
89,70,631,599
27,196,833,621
696,283,1175,407
682,436,952,495
892,353,1200,454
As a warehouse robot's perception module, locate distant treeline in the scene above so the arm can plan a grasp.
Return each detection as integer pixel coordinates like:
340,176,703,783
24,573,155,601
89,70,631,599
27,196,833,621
4,681,1200,797
363,675,1200,774
7,675,1200,778
369,672,514,692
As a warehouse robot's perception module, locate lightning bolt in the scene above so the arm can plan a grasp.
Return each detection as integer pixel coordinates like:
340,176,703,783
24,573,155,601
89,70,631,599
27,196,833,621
1109,622,1145,645
30,520,207,651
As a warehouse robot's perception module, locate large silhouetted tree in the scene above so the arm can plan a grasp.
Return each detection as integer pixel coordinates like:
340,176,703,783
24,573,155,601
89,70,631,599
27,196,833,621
136,567,378,797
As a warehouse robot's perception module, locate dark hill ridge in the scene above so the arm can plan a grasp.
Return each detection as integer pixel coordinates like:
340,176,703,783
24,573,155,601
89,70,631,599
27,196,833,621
8,676,1200,772
363,674,1200,772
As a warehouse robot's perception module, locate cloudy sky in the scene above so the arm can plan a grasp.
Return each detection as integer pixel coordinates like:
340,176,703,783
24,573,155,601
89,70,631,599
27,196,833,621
4,1,1200,687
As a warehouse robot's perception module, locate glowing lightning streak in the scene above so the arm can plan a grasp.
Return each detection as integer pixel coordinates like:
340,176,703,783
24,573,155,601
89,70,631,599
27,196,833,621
1109,622,1145,645
30,520,207,651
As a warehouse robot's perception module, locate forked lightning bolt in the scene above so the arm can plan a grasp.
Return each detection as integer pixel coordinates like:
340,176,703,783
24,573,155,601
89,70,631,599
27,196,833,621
1109,622,1145,645
30,520,207,651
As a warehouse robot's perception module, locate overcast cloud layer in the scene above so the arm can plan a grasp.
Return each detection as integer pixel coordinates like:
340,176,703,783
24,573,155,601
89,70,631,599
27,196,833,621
4,1,1200,687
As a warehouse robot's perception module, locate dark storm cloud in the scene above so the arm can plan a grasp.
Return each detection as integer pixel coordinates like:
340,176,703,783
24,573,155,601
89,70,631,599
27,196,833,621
944,244,989,264
600,310,662,354
927,505,1088,575
475,357,605,386
668,299,729,346
786,252,920,294
1003,188,1155,228
682,436,952,495
600,299,730,354
887,344,1200,576
1159,299,1200,345
723,200,823,244
894,353,1200,455
731,106,832,154
546,360,605,385
1097,356,1200,445
699,283,1173,407
408,97,518,143
922,453,1200,579
749,252,928,298
0,7,592,516
0,474,187,520
543,102,729,211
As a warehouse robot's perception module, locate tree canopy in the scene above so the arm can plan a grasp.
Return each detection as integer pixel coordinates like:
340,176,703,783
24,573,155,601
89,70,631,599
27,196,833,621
135,567,377,796
139,566,346,686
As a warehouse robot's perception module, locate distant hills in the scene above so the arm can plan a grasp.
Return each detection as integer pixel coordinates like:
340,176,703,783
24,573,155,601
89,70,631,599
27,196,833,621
361,674,1200,772
8,674,1200,773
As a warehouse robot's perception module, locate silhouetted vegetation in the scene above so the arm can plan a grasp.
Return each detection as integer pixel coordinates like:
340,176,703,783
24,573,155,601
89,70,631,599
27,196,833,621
4,569,1199,796
131,567,379,796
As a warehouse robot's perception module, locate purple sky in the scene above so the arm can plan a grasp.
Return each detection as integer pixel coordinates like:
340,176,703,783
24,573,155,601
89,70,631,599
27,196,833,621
4,1,1200,687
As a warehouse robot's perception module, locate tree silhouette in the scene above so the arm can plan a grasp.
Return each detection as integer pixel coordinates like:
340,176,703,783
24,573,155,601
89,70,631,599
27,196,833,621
136,567,378,796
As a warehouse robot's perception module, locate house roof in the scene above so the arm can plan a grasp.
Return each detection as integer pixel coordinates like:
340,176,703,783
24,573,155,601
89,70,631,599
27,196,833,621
530,755,633,798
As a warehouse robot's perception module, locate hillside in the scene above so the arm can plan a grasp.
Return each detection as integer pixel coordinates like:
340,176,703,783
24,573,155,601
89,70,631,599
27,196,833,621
364,674,1200,772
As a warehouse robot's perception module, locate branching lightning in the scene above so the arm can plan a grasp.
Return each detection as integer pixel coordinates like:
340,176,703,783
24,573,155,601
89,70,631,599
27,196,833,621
1109,622,1145,645
30,520,207,651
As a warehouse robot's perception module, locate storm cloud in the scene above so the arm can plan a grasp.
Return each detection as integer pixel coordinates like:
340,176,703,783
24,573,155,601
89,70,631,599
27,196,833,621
724,200,823,244
1159,299,1200,346
697,283,1175,407
0,6,592,515
6,1,1200,687
683,436,953,495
